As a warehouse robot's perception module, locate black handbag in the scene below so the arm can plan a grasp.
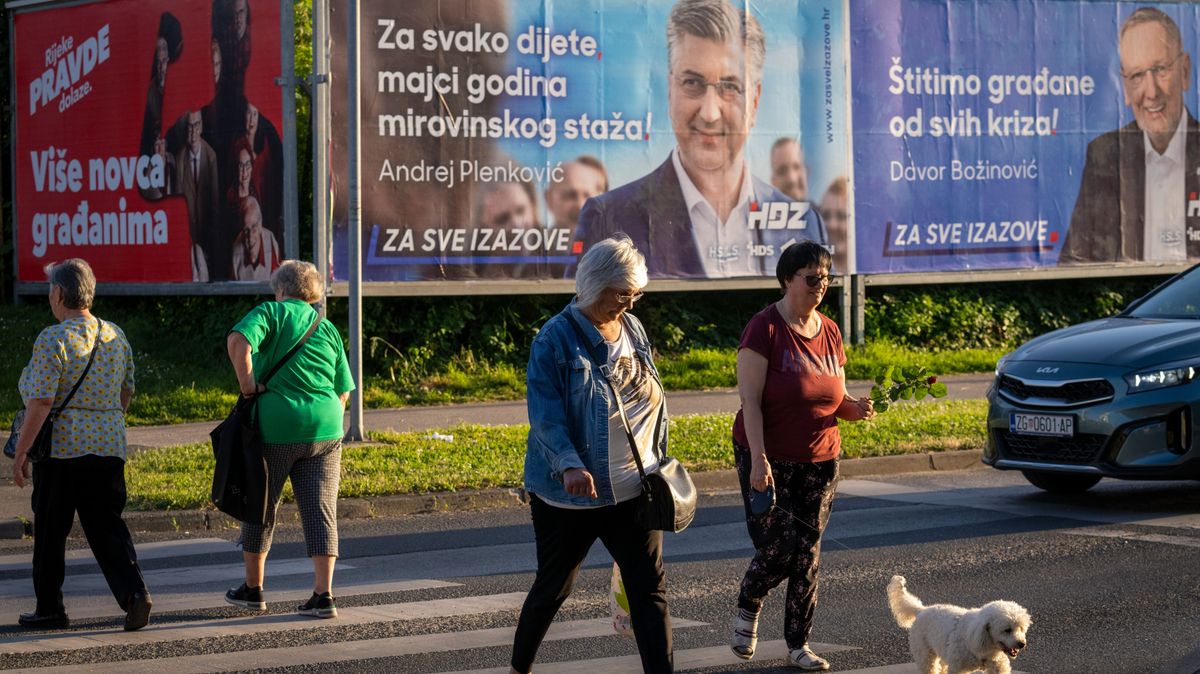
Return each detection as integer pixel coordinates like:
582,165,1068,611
210,313,321,525
564,311,697,533
5,321,102,463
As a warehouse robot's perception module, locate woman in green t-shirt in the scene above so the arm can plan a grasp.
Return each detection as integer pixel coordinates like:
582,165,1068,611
222,260,355,619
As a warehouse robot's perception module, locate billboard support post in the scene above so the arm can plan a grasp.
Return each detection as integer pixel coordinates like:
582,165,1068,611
345,0,364,442
837,276,851,346
851,274,866,346
312,0,330,312
278,0,298,262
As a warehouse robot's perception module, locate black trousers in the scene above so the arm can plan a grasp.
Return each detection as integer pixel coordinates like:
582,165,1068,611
511,495,673,674
31,455,147,615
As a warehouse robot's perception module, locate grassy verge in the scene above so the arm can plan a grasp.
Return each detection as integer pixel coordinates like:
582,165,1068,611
656,342,1003,391
124,400,987,510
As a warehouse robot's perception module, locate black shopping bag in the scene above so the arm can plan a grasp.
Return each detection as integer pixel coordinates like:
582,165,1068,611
210,396,269,526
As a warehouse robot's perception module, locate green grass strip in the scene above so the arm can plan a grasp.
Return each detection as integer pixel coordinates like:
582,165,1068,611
124,400,987,511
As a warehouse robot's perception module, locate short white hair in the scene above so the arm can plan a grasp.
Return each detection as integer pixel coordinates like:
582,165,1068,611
574,235,648,310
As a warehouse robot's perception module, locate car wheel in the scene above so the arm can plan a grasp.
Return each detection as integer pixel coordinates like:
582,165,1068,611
1020,470,1101,493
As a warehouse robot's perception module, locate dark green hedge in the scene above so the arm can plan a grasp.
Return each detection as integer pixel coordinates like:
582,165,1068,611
44,275,1161,382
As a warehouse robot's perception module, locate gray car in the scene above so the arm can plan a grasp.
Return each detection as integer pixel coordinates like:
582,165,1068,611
985,265,1200,492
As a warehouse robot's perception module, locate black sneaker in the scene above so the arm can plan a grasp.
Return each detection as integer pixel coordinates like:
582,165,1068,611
224,583,266,611
18,610,69,629
124,590,153,631
297,592,337,619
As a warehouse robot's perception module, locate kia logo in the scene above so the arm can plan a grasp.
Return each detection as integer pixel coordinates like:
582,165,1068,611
1036,366,1059,374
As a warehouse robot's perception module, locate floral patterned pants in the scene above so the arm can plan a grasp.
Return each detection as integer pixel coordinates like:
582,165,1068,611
733,438,839,649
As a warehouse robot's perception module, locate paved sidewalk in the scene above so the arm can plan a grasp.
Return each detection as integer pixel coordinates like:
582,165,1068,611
0,373,994,538
119,373,993,449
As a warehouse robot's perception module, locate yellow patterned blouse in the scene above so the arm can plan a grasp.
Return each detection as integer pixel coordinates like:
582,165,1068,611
18,316,135,460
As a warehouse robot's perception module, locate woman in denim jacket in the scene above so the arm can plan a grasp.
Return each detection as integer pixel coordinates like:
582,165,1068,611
510,236,672,674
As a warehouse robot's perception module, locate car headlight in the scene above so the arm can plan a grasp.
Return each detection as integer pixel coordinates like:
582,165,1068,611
995,353,1011,378
1124,364,1198,393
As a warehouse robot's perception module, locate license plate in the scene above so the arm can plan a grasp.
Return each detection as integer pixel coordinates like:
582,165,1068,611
1009,412,1074,437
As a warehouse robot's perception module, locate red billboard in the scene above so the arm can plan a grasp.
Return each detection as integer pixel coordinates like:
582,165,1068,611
11,0,284,283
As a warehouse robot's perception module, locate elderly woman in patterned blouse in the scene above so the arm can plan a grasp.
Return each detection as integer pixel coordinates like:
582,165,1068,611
11,259,152,632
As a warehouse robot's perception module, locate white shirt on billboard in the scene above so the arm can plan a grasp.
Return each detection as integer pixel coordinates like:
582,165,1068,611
672,147,759,277
1143,112,1187,262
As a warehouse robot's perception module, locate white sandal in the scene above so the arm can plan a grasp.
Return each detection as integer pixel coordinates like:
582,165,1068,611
730,607,760,659
788,644,831,671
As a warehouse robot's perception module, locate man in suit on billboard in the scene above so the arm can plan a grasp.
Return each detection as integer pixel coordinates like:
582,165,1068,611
177,110,222,280
1063,7,1200,264
571,0,826,278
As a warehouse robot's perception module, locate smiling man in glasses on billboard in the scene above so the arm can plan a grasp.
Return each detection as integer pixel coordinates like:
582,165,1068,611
1063,6,1200,264
571,0,827,279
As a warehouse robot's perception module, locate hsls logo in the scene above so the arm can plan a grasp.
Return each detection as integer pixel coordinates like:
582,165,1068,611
748,201,810,230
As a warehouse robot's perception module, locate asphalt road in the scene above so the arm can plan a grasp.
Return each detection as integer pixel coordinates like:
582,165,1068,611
1,462,1197,673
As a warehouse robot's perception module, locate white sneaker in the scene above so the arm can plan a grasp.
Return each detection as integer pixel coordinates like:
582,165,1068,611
730,608,759,660
788,645,830,671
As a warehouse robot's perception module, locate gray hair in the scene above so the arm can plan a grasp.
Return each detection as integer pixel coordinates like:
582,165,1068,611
1121,7,1183,55
667,0,766,85
271,260,323,303
45,258,96,310
574,235,648,309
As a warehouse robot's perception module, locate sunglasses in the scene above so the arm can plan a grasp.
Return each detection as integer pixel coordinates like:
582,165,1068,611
615,290,645,304
799,274,831,288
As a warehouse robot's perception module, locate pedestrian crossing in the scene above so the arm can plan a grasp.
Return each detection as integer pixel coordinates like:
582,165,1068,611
0,475,1120,673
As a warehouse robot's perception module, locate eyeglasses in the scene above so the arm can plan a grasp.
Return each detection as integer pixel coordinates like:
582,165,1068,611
1123,52,1183,89
615,290,645,305
800,274,831,288
675,75,745,101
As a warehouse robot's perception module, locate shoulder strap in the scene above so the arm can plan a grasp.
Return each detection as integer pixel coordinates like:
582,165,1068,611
563,310,658,490
54,318,102,417
260,311,321,388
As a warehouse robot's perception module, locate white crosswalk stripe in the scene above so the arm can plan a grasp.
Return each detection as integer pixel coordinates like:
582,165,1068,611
0,486,1056,673
0,592,535,654
438,640,858,674
0,538,236,573
2,618,710,673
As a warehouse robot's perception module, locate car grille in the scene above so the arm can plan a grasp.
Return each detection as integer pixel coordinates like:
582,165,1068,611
996,430,1108,465
998,376,1114,407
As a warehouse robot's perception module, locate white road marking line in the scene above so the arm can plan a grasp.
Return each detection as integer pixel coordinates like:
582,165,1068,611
838,479,1200,530
1063,528,1200,548
3,616,707,673
0,578,458,622
0,558,353,598
0,538,236,572
436,640,857,674
0,590,526,654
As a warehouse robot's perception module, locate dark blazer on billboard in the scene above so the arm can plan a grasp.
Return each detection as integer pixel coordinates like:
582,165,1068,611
572,157,828,278
176,140,222,278
1063,114,1200,264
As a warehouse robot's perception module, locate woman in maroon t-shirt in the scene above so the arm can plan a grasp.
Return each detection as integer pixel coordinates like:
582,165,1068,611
729,241,875,671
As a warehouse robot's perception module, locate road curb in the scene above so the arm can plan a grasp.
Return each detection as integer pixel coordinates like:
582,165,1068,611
68,448,983,536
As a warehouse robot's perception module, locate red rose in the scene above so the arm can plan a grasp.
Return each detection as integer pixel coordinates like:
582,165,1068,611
926,375,938,385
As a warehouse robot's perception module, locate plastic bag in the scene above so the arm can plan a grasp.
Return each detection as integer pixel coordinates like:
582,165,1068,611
609,561,633,637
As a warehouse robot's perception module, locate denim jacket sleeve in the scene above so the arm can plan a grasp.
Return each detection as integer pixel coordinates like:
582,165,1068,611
525,328,587,480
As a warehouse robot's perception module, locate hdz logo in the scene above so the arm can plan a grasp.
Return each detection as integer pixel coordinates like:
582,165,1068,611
748,201,810,230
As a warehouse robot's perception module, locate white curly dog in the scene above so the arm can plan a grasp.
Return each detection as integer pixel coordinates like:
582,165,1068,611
887,575,1031,674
